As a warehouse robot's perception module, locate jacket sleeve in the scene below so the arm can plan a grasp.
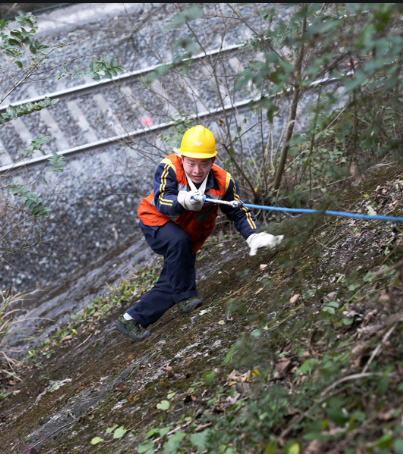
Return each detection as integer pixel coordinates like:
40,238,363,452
220,174,260,239
153,160,186,217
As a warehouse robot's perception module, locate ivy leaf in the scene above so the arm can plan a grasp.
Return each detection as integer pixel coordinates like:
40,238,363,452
138,440,155,453
162,431,186,453
190,430,210,452
113,426,127,439
156,400,170,410
202,370,216,385
106,424,118,434
90,437,104,445
47,152,65,172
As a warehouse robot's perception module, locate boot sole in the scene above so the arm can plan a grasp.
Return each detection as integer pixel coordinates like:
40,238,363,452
178,299,202,313
115,320,151,342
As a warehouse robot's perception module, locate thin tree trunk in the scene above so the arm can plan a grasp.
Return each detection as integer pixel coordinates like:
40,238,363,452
273,8,307,191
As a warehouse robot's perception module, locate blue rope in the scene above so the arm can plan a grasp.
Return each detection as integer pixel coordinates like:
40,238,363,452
194,195,403,222
242,203,403,222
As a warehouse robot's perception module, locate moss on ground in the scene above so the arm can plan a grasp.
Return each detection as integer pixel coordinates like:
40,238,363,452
2,165,403,453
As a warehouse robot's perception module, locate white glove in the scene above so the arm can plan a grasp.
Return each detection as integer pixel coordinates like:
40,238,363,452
246,232,284,256
177,190,204,211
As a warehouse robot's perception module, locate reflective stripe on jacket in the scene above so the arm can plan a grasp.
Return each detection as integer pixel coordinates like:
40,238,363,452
138,154,259,254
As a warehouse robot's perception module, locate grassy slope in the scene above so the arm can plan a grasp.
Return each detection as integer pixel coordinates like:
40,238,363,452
1,164,403,454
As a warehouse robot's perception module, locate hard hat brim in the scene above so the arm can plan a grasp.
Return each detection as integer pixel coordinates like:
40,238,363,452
178,148,217,159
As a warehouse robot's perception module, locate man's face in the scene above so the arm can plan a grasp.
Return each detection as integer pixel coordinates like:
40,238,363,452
182,156,214,184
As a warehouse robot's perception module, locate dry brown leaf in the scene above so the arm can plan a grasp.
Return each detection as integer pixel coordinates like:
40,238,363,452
214,403,225,412
227,369,238,382
183,393,197,403
12,390,20,396
194,423,212,433
115,384,126,393
350,162,361,181
378,409,395,421
379,293,390,303
275,358,292,377
351,342,366,354
290,294,300,304
343,310,359,318
61,335,72,342
226,391,241,406
305,440,326,454
363,309,378,326
162,364,175,379
93,312,102,317
357,325,383,339
227,369,251,383
239,371,250,382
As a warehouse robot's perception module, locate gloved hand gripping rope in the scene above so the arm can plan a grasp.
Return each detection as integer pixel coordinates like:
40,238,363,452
192,194,403,255
192,195,284,255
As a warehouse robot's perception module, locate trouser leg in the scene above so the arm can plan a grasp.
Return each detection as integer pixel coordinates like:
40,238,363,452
127,222,197,328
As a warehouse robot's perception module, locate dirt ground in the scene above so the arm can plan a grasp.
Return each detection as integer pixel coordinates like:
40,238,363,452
1,163,403,453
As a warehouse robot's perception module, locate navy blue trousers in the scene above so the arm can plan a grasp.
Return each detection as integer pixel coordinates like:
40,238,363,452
127,221,197,328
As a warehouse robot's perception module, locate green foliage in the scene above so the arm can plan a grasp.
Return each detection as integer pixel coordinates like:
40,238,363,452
146,3,403,205
156,400,170,411
90,437,104,445
0,12,37,58
112,426,127,439
57,56,124,82
163,430,186,453
157,115,195,151
5,182,51,219
202,370,216,385
47,152,65,173
166,4,203,30
0,98,59,125
16,134,51,157
0,9,125,262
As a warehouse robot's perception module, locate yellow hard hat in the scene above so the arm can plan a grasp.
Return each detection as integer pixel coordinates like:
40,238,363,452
178,125,217,159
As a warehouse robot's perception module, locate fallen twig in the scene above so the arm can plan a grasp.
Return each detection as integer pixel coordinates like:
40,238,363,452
0,368,22,381
59,334,92,361
362,323,397,373
321,371,397,397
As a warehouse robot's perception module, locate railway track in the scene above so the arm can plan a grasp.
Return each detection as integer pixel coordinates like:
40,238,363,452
0,3,347,292
0,1,272,173
0,42,256,172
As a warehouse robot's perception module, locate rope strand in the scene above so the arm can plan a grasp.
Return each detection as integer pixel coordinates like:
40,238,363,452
192,195,403,222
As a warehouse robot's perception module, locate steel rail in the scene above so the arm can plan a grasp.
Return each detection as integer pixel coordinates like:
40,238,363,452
0,74,343,174
0,96,256,174
0,43,244,113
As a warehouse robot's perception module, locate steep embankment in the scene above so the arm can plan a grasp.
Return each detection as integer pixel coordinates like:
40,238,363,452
1,164,403,453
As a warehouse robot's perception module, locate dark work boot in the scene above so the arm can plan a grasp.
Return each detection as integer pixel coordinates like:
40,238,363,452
177,297,202,313
115,315,151,342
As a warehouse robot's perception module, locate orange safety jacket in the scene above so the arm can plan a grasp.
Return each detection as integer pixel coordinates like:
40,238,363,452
138,154,258,254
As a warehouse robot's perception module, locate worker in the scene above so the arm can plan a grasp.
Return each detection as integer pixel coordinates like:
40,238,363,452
115,125,283,341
